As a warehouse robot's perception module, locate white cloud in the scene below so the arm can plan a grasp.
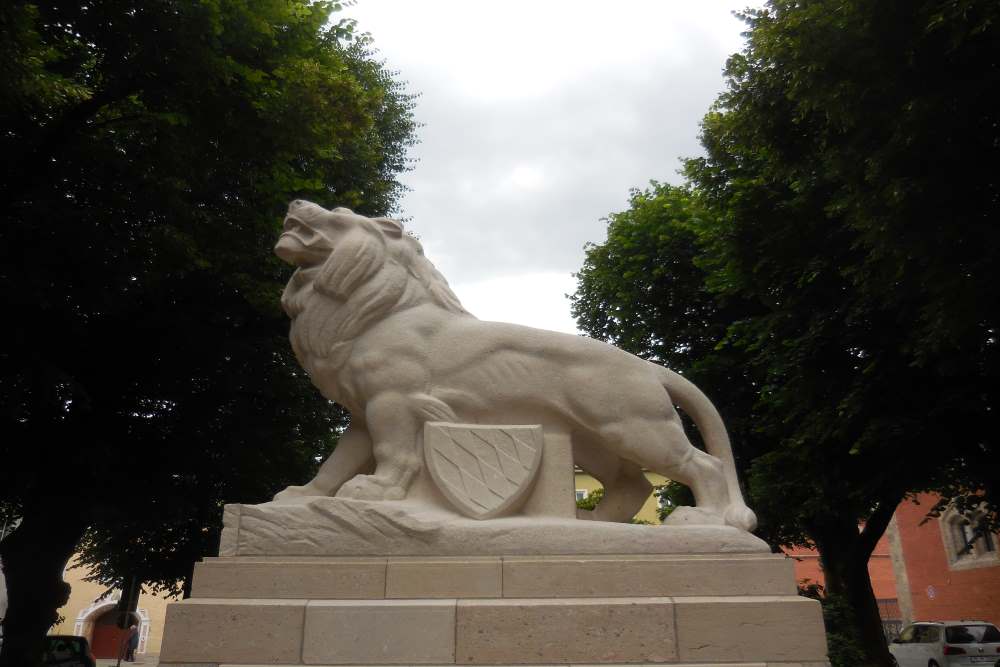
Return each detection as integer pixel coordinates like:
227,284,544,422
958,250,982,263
450,271,580,335
503,164,546,193
342,0,754,333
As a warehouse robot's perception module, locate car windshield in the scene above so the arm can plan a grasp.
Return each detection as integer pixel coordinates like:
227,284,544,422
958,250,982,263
946,625,1000,644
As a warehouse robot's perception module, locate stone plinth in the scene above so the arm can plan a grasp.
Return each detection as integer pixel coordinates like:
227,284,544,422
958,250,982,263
162,428,827,667
216,428,771,559
220,498,770,557
160,554,829,667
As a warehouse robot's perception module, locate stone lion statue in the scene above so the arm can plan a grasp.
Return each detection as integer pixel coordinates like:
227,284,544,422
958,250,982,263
273,200,757,531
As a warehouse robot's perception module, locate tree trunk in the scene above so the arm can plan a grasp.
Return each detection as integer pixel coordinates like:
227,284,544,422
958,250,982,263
181,569,194,600
810,510,896,667
0,502,86,667
825,551,893,666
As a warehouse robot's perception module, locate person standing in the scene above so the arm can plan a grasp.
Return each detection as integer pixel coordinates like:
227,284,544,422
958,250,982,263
125,623,139,661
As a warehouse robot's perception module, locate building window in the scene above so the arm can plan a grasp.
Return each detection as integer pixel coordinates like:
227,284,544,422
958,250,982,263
575,489,588,502
877,598,903,642
939,506,1000,571
951,518,976,559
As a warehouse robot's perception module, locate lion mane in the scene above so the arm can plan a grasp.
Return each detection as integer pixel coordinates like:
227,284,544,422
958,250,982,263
280,207,470,377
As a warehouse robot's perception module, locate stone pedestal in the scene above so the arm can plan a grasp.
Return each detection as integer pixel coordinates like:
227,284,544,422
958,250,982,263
160,428,829,666
160,552,829,667
213,428,770,560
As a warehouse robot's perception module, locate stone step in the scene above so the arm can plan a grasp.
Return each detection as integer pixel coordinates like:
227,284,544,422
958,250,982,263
208,663,829,667
159,594,827,666
191,553,797,600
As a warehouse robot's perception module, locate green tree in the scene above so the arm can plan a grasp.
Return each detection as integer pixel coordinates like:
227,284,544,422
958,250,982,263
575,487,605,512
681,1,999,665
574,4,1000,657
0,1,416,664
575,488,653,524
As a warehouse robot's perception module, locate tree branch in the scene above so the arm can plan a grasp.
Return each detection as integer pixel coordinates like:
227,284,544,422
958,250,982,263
857,490,904,561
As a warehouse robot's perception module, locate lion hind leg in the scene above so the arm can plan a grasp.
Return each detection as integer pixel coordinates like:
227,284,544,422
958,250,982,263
660,447,729,520
606,418,731,522
658,444,755,530
574,440,652,522
655,423,756,531
597,461,653,523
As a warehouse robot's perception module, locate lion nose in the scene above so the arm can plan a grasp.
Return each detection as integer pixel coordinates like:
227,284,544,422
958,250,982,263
289,199,307,211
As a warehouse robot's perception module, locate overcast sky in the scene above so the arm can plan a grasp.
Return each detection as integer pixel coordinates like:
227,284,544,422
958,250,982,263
343,1,753,334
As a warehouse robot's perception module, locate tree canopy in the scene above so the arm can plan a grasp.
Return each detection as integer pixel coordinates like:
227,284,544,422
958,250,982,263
0,1,416,663
686,0,999,540
574,2,999,665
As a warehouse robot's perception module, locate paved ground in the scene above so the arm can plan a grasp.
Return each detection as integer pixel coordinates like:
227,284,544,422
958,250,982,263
96,655,158,666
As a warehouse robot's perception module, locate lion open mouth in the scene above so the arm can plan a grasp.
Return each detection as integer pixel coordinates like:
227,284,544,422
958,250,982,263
275,216,330,269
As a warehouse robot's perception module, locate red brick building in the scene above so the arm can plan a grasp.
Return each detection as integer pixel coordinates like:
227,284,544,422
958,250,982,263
785,493,999,633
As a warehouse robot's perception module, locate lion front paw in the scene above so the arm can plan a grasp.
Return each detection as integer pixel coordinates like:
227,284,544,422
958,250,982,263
337,475,407,501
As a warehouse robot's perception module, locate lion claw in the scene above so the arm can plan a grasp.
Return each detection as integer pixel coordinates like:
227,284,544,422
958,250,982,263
337,475,405,501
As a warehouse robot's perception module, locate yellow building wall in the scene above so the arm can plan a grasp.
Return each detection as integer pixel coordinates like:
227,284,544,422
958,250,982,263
50,558,175,657
575,471,668,523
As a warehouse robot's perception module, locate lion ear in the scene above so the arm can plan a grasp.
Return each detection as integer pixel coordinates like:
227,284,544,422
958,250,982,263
373,217,404,238
316,229,383,298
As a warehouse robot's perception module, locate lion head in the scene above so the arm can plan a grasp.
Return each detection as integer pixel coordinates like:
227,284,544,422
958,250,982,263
275,201,470,375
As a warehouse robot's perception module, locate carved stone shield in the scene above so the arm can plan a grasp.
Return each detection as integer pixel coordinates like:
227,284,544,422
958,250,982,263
423,422,544,519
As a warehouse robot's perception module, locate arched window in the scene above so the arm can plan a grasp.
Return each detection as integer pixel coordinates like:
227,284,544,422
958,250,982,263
940,505,1000,570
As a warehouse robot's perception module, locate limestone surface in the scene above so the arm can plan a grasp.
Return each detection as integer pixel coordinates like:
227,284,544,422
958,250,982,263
218,496,769,558
423,423,544,519
273,200,757,532
159,554,830,666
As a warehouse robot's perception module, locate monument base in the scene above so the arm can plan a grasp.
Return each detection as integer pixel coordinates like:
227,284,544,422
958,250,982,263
159,552,829,666
218,497,772,557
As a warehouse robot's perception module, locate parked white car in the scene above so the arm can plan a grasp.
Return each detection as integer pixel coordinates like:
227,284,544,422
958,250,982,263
890,621,1000,667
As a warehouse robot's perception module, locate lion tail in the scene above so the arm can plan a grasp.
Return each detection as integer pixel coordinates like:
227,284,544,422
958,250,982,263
660,367,758,531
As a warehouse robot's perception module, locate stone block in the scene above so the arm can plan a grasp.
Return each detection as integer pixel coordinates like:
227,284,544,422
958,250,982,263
230,498,769,557
455,597,676,664
675,596,828,663
573,664,767,667
386,557,501,598
519,430,577,518
191,558,385,599
502,554,796,598
424,423,544,519
302,599,455,665
159,598,305,664
219,505,241,557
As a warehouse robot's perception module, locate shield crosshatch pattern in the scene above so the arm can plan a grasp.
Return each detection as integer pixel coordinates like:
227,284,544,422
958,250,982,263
423,422,544,519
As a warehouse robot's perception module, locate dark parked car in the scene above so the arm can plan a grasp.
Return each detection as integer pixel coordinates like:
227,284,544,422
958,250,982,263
43,635,97,667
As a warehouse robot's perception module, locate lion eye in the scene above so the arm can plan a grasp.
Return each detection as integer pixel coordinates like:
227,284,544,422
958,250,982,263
298,225,317,243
